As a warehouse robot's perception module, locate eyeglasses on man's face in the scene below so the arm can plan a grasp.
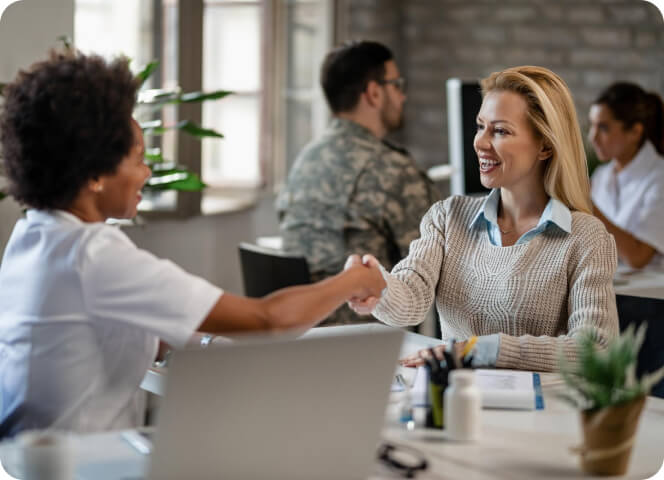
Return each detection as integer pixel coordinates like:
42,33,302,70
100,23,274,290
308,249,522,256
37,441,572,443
379,77,407,93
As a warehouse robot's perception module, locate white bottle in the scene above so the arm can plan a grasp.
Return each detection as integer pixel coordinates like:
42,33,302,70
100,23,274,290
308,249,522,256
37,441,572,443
444,370,481,442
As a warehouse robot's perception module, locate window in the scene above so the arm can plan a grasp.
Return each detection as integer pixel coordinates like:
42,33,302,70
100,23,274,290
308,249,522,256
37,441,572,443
75,0,155,73
278,0,333,184
75,0,180,214
76,0,333,217
202,1,262,189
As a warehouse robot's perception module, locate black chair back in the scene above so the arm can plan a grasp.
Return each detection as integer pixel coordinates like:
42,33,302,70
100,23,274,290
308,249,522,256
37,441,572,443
616,294,664,398
238,242,311,298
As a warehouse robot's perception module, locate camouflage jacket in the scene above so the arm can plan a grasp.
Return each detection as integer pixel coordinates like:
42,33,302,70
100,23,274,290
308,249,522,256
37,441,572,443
275,118,439,324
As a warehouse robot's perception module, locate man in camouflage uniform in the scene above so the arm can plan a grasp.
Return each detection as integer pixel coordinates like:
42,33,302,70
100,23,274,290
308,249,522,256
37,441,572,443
275,41,439,325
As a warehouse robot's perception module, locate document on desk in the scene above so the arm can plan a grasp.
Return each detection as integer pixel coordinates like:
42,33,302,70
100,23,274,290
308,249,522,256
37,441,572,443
475,369,544,410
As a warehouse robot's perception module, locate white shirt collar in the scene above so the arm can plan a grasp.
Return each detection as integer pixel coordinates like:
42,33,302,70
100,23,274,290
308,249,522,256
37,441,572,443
611,140,659,189
26,209,85,226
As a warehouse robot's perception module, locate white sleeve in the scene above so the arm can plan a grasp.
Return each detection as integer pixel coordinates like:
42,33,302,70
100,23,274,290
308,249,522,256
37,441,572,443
78,226,223,348
631,179,664,254
590,165,610,208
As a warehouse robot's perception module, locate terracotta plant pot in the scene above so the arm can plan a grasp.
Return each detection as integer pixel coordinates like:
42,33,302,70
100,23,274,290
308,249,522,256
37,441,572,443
577,395,646,476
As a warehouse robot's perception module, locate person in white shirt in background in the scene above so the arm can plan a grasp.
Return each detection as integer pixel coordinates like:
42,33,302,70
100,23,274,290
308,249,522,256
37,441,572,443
0,49,385,438
589,82,664,270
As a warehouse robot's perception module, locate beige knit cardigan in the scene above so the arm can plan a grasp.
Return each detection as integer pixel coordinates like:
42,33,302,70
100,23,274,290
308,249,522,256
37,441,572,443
373,195,619,372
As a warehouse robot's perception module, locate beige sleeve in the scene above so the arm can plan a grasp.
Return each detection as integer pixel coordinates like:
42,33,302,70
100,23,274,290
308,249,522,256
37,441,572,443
372,201,446,327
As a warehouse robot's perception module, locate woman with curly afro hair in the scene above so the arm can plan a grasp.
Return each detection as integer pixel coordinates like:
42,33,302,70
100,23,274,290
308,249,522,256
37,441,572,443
0,50,385,436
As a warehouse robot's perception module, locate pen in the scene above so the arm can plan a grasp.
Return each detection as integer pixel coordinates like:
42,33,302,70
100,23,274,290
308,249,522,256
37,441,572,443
462,336,478,358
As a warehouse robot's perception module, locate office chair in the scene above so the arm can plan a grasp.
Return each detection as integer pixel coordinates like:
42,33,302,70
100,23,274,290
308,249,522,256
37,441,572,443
616,294,664,398
238,242,311,298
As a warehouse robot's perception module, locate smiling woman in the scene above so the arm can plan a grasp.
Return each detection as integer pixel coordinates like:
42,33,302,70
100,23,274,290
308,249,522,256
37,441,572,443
347,65,619,373
67,120,151,222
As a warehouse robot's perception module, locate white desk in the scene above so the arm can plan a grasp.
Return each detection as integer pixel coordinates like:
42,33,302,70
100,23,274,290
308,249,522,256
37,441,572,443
85,324,664,479
614,269,664,300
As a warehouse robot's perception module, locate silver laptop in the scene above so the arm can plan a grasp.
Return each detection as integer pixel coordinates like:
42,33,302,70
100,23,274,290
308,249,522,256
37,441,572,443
147,327,404,480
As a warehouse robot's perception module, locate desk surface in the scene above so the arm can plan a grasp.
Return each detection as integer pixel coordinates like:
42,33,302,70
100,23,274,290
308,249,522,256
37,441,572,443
83,324,664,479
614,268,664,300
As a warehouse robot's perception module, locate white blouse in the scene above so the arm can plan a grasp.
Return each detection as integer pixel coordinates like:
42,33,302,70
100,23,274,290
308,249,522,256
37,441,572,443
0,210,222,436
591,140,664,269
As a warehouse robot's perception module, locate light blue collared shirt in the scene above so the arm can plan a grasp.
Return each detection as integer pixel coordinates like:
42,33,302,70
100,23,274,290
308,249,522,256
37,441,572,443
469,188,572,247
465,189,572,366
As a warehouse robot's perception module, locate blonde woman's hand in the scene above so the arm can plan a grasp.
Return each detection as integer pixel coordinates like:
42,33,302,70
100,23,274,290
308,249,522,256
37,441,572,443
398,341,467,368
345,254,383,315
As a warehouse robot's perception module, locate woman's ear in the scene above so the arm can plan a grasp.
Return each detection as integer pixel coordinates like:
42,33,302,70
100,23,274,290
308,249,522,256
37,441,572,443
627,122,644,144
538,141,553,161
87,178,104,193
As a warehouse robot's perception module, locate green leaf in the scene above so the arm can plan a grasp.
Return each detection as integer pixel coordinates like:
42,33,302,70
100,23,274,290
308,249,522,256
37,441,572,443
145,170,206,191
0,82,6,96
150,162,178,172
140,120,223,138
177,90,233,103
559,326,658,410
176,120,223,138
56,35,73,50
144,148,164,163
137,88,181,105
641,366,664,394
136,61,159,86
140,120,167,135
0,191,6,201
137,89,230,107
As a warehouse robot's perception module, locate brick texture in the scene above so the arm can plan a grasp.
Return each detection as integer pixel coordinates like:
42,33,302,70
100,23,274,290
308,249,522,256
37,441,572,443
338,0,664,196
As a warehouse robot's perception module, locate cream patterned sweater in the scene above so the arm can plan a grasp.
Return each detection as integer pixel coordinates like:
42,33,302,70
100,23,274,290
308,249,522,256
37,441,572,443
373,195,619,372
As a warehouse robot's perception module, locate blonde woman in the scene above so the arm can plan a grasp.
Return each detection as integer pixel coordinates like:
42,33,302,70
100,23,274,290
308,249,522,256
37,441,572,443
347,66,619,372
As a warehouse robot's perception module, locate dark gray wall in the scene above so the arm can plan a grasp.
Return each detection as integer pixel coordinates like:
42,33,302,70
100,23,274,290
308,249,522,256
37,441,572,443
340,0,664,175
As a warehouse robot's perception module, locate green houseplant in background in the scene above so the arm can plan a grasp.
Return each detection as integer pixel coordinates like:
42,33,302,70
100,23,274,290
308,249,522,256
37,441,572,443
0,41,231,206
134,59,231,196
559,326,664,476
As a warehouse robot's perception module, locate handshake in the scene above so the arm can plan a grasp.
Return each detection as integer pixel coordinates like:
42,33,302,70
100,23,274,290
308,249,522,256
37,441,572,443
343,254,385,315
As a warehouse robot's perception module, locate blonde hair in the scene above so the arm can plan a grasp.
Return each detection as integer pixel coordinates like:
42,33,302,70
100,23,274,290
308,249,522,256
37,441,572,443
480,66,592,214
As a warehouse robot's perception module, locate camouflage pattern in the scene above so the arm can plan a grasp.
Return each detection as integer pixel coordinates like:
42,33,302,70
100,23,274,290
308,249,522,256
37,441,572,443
276,117,440,325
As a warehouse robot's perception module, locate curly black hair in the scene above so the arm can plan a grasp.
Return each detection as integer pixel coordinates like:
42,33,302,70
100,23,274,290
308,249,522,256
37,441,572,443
0,50,139,209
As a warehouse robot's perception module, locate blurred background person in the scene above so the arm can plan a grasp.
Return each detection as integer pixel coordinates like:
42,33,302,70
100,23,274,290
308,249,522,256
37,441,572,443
276,41,439,326
589,82,664,270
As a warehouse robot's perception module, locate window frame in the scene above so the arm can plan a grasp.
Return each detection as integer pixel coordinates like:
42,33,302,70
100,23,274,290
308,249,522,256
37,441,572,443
144,0,337,219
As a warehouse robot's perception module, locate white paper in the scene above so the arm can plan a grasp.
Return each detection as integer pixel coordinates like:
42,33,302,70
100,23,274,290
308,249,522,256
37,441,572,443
475,369,537,410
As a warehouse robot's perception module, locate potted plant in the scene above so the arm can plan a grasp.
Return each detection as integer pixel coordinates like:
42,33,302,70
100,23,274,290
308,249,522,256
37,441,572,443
559,325,664,476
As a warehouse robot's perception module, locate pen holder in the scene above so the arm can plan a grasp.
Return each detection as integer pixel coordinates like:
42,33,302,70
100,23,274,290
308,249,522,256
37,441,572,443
424,364,449,429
